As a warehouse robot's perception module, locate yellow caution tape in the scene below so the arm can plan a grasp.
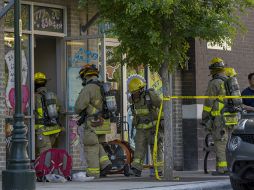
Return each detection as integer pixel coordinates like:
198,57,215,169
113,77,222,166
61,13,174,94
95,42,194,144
153,102,163,181
163,96,254,100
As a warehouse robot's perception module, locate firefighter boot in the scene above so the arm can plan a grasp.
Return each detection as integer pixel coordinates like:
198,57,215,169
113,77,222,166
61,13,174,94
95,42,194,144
211,171,228,176
100,164,112,177
129,167,142,177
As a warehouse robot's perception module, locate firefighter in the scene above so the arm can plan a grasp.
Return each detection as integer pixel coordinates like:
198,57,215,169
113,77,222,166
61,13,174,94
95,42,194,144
128,77,164,177
34,72,62,157
75,64,112,178
202,58,239,175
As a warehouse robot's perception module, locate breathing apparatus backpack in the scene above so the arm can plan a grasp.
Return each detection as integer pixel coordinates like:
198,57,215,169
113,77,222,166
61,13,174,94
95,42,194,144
215,74,242,110
88,81,118,120
40,91,59,126
214,72,242,126
224,76,242,108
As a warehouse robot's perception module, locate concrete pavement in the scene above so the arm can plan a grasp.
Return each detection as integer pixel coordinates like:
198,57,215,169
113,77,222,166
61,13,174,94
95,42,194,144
35,171,232,190
36,180,231,190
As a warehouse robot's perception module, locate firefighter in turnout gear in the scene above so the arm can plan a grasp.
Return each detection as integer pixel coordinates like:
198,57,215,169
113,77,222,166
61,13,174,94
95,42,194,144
202,58,240,176
34,72,62,157
75,64,112,178
128,76,164,177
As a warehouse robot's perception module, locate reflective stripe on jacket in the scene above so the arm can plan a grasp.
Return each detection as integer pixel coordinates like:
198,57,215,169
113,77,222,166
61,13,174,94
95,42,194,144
202,74,238,127
202,75,227,127
35,87,61,135
130,89,162,127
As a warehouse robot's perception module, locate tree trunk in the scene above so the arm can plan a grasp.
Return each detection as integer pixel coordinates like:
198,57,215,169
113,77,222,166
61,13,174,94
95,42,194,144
160,62,173,180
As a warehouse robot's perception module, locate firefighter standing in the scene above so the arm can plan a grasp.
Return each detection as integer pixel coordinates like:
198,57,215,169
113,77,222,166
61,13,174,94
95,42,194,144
34,72,62,157
128,77,164,177
202,58,240,175
75,64,112,178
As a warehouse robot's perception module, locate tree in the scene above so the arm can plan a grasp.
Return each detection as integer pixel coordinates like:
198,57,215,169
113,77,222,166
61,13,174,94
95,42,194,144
79,0,254,180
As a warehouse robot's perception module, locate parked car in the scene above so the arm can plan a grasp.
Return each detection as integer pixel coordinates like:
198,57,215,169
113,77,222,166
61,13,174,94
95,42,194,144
226,113,254,190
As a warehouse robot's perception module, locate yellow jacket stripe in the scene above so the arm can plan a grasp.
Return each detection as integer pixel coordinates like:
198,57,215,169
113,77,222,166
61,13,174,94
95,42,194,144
100,156,109,163
203,106,212,112
87,168,100,174
37,107,43,118
211,102,224,116
35,124,44,130
136,108,150,115
42,129,61,135
137,121,157,129
217,161,227,167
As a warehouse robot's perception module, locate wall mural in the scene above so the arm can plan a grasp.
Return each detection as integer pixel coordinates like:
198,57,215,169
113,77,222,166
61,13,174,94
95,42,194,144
5,50,29,113
69,48,98,66
106,65,119,80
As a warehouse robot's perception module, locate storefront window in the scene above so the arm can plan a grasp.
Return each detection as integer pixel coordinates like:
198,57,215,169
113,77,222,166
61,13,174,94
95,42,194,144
66,39,102,112
4,4,30,30
4,33,31,163
4,33,31,116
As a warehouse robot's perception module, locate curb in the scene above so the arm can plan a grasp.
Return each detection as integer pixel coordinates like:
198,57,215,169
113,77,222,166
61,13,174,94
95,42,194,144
126,180,231,190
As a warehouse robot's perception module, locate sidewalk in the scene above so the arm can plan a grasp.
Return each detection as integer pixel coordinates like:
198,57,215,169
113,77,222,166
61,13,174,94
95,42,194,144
35,171,232,190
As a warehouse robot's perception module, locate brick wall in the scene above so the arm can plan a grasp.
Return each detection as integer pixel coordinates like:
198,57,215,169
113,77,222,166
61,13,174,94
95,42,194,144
196,10,254,96
0,0,6,170
181,39,200,170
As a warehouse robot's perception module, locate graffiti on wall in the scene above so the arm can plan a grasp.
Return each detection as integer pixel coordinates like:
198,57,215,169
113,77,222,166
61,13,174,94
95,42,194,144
69,48,98,66
5,50,29,113
106,65,119,80
68,118,79,146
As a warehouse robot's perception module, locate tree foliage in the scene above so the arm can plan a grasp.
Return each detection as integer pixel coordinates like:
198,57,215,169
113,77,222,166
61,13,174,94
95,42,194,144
79,0,254,71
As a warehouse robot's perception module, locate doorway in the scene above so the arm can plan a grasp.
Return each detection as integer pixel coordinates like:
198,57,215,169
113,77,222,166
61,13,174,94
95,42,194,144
34,35,57,93
34,35,66,150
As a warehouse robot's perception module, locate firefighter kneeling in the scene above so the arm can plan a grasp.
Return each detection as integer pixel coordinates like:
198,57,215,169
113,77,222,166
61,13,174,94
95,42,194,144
75,64,112,178
202,58,241,175
128,77,164,177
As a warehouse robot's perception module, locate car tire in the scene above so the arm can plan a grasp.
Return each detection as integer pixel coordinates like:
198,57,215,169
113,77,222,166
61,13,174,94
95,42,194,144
230,177,254,190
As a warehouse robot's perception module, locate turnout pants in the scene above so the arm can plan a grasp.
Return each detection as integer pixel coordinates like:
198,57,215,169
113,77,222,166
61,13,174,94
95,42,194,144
211,126,230,172
35,129,59,158
83,126,111,178
132,127,163,172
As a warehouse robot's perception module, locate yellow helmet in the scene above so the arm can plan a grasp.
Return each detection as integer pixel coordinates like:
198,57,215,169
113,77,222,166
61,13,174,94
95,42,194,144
209,57,225,70
79,64,99,78
128,78,146,93
224,67,237,77
34,72,47,84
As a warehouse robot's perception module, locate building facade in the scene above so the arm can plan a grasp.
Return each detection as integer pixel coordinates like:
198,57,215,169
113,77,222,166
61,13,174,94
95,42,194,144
0,0,254,172
182,10,254,170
